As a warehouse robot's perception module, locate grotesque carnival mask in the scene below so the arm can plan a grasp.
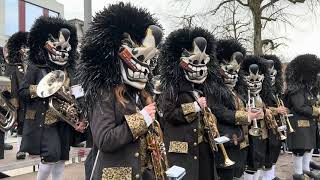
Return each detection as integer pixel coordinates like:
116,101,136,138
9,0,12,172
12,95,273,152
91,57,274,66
265,59,277,86
220,52,243,89
119,25,163,89
245,64,264,96
44,28,72,66
179,37,210,84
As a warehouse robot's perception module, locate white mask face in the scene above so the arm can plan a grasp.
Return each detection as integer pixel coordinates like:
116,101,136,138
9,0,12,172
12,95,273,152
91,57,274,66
119,25,163,89
245,64,264,96
220,52,243,89
179,37,210,84
44,28,72,66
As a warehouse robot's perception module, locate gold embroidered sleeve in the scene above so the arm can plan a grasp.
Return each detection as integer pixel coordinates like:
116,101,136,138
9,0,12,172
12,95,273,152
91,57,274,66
269,107,278,116
235,110,249,125
125,113,148,140
29,85,38,99
181,102,196,115
312,106,320,116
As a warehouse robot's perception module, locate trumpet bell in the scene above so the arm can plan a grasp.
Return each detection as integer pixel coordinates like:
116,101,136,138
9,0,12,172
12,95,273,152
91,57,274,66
37,70,66,98
249,128,262,137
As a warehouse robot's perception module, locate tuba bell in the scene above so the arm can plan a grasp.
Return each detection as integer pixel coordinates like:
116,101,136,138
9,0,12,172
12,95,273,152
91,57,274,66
0,76,17,132
36,70,88,129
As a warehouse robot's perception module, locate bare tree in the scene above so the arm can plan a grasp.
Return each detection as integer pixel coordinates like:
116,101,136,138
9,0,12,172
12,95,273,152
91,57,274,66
208,0,318,55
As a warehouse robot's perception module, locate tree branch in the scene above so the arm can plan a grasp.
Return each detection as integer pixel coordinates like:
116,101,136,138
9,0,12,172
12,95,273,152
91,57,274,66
261,16,277,21
261,0,280,10
287,0,306,3
235,0,249,6
208,0,234,15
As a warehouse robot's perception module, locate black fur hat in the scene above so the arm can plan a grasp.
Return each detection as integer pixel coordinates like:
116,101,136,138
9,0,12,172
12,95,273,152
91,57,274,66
77,2,159,106
241,55,273,104
261,54,283,95
159,27,222,97
216,39,246,64
0,47,3,64
28,16,78,66
285,54,320,94
7,32,29,64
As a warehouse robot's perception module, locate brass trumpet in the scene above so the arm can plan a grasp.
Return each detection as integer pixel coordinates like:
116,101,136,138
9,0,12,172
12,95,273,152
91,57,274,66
265,111,287,141
193,92,235,167
276,95,294,133
248,90,262,137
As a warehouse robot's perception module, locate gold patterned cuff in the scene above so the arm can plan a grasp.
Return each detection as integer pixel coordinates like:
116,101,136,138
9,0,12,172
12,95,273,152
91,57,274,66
125,113,148,140
235,111,249,125
269,107,278,116
168,141,188,154
185,112,197,123
181,102,196,115
312,106,320,116
29,85,38,98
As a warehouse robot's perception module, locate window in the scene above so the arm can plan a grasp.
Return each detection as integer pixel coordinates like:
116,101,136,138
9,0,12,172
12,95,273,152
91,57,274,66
4,0,19,36
25,2,43,31
49,10,59,17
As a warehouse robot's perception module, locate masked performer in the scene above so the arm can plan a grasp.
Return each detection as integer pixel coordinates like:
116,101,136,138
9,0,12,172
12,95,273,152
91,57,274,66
6,32,29,160
241,56,273,180
259,55,288,180
78,3,164,179
211,39,261,179
285,54,320,180
158,27,219,180
19,16,86,180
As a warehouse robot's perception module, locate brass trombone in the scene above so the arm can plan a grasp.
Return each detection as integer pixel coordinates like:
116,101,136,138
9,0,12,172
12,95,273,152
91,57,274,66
248,90,262,136
276,95,295,133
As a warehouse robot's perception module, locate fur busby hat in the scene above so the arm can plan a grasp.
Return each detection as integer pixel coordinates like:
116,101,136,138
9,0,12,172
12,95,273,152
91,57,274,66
285,54,320,94
78,2,160,106
159,27,222,97
216,39,246,64
28,16,78,66
7,32,29,64
261,54,283,95
241,55,273,103
0,47,4,64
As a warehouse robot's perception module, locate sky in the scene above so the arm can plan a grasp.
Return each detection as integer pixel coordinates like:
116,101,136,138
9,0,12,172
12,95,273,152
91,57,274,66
56,0,320,62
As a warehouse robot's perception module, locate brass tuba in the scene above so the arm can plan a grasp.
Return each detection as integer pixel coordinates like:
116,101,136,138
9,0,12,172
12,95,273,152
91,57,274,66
36,70,87,129
0,76,17,132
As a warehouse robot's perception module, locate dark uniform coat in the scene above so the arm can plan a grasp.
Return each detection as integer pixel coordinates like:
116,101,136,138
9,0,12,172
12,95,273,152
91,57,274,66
161,81,216,180
89,87,156,180
19,63,83,162
285,54,320,151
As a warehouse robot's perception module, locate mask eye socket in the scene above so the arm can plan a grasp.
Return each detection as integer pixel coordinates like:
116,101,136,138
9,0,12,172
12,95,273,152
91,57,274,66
201,59,206,64
55,46,62,51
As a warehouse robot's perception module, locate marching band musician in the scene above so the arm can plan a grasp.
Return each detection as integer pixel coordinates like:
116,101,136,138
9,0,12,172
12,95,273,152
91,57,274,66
285,54,320,180
241,56,273,180
260,55,287,180
18,16,87,180
211,39,260,179
6,31,29,160
77,3,164,179
159,27,219,180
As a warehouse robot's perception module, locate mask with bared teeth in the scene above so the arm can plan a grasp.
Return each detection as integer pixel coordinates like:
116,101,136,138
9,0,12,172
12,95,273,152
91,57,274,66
44,28,72,66
220,52,243,89
244,64,264,96
118,25,163,89
179,37,210,84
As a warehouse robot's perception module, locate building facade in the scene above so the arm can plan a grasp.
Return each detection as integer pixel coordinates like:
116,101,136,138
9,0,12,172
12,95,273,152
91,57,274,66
0,0,64,46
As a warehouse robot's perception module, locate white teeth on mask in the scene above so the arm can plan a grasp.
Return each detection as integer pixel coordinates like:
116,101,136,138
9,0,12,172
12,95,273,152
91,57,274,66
192,66,197,72
133,72,140,79
128,69,134,77
136,63,142,71
139,73,144,79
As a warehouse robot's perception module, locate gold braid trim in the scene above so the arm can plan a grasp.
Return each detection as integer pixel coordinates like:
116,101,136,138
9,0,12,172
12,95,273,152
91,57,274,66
102,167,132,180
168,141,188,154
29,85,38,99
181,102,196,115
269,107,278,116
235,110,249,125
312,106,320,117
125,113,148,140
